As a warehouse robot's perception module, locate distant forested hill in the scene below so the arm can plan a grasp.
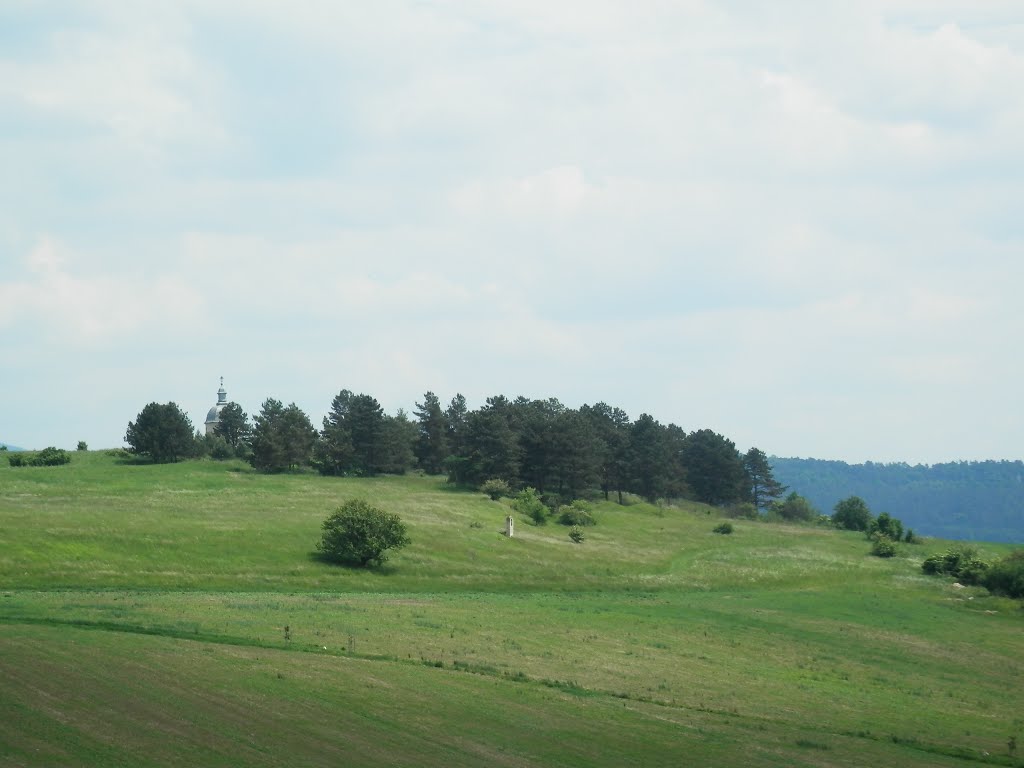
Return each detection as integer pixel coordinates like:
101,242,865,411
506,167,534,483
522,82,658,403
771,457,1024,543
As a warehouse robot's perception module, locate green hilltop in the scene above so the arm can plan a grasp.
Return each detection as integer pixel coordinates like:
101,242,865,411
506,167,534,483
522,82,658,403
1,452,1022,767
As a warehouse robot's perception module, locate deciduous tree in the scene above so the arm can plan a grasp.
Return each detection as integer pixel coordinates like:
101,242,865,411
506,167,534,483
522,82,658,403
317,499,410,567
832,496,873,531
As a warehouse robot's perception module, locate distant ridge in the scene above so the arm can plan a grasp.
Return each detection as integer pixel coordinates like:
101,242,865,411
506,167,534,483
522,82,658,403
1,442,25,452
771,456,1024,544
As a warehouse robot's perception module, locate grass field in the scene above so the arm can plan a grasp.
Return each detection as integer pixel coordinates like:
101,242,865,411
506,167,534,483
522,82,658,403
1,452,1022,766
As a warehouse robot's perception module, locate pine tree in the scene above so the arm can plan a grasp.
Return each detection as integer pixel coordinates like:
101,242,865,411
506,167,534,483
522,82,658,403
682,429,746,505
580,402,633,504
413,391,449,474
378,410,417,474
743,447,787,510
125,402,195,463
250,398,315,472
214,402,252,452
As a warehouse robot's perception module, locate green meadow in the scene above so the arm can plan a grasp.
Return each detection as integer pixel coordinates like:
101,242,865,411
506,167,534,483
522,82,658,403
1,452,1022,767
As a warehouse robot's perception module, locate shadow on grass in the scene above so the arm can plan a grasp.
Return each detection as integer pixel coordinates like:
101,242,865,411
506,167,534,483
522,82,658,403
307,551,399,575
436,481,478,495
112,455,158,466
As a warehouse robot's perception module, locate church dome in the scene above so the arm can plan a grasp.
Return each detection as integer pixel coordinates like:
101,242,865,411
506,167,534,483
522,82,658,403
204,377,229,435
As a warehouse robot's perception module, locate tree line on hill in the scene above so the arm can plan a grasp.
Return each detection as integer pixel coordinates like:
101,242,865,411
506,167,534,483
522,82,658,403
770,457,1024,543
124,392,789,509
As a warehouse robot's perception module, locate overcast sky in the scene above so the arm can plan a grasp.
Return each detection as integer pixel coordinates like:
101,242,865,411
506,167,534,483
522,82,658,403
2,1,1022,464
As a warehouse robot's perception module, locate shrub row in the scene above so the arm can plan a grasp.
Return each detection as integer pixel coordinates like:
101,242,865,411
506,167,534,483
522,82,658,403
7,447,71,467
921,545,1024,598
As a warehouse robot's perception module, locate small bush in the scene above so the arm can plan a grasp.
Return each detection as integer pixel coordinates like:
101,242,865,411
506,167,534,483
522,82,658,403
958,559,990,586
982,550,1024,598
725,502,758,520
921,544,988,584
512,488,550,526
76,441,88,451
870,536,898,558
9,448,71,467
557,500,596,527
480,478,512,500
713,522,734,535
867,512,904,542
317,499,410,567
568,526,585,543
32,447,71,466
205,435,234,460
771,492,818,522
903,528,919,544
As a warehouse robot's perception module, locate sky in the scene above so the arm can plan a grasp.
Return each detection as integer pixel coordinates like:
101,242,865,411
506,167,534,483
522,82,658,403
1,1,1022,464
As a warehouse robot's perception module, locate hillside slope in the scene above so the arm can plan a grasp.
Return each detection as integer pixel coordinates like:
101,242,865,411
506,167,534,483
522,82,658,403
1,453,1021,767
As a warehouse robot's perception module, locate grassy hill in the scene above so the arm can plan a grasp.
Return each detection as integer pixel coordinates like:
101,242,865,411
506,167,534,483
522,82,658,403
1,452,1022,767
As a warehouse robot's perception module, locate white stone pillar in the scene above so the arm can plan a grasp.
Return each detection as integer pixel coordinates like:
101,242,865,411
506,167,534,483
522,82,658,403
506,515,514,537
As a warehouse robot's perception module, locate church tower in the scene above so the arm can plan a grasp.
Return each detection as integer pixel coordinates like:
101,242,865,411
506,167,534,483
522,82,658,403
204,377,228,436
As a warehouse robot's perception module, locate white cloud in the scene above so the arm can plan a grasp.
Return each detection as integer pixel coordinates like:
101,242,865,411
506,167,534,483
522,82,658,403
0,238,206,344
2,2,1022,461
0,3,225,163
453,165,592,216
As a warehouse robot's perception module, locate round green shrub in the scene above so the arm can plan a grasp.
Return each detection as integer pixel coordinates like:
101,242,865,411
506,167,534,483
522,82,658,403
317,499,410,567
921,544,988,583
870,536,898,558
557,501,596,527
512,488,550,526
982,550,1024,598
480,478,512,500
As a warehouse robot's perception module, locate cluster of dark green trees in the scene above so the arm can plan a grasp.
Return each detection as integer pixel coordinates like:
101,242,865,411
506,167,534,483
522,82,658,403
125,391,789,509
828,495,916,557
